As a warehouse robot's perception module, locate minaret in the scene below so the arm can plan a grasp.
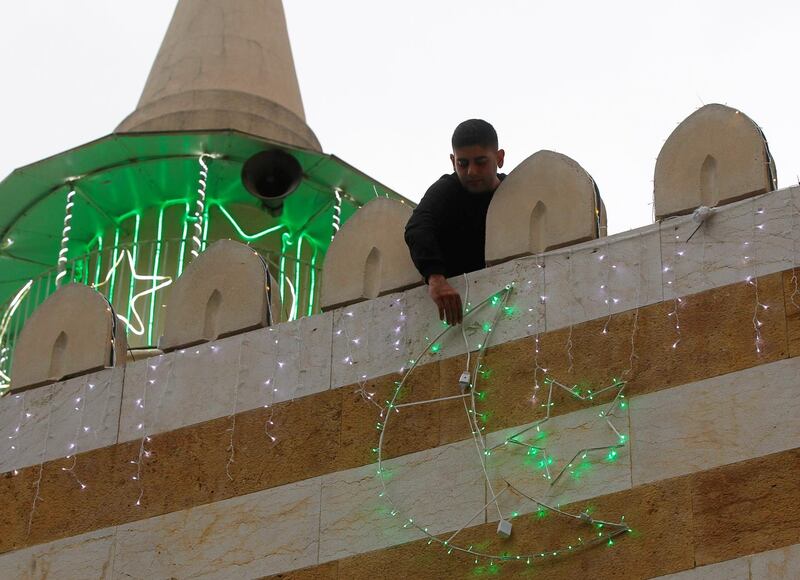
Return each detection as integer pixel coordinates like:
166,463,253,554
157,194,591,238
116,0,321,151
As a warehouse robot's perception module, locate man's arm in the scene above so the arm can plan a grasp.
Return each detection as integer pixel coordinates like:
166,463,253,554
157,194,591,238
404,182,463,325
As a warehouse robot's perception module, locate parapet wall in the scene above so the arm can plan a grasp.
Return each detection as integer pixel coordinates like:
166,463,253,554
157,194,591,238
1,185,799,578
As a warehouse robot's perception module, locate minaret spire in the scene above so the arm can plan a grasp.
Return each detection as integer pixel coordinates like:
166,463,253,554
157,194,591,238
117,0,320,151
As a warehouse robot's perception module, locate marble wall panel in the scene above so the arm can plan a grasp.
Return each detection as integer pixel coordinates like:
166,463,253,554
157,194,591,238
404,259,545,375
631,357,800,485
544,226,663,332
331,292,412,389
0,367,123,474
750,543,800,578
691,448,800,565
484,403,632,522
113,477,322,579
120,314,333,444
653,558,749,580
660,188,800,299
237,312,333,411
0,526,116,579
319,439,485,563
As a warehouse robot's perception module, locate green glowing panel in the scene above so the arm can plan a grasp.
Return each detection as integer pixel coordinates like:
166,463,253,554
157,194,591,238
0,130,413,311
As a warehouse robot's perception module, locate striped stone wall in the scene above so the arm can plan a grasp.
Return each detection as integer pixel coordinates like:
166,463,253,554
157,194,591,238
1,187,800,578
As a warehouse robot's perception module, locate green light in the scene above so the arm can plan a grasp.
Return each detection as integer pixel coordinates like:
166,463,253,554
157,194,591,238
503,305,516,317
482,322,492,333
201,203,210,251
490,294,501,306
177,202,190,277
430,342,442,353
125,213,141,324
290,234,304,321
108,227,121,304
214,203,285,241
92,235,103,287
606,449,618,461
279,232,290,306
307,244,318,317
147,204,168,345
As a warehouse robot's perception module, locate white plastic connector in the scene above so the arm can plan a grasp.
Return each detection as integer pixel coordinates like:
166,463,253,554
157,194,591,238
692,205,713,224
496,519,512,538
579,511,594,525
459,371,472,393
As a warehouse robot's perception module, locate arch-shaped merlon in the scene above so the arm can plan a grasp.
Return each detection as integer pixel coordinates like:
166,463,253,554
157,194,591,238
485,150,605,264
654,104,777,219
11,284,127,392
159,239,278,351
321,198,421,311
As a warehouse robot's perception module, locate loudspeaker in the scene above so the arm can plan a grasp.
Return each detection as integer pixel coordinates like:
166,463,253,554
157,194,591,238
241,149,303,216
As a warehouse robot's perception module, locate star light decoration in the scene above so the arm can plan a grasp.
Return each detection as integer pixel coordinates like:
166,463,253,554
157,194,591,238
488,374,628,487
92,249,172,336
371,282,631,567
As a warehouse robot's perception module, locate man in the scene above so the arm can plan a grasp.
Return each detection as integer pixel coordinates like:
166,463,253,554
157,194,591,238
404,119,506,325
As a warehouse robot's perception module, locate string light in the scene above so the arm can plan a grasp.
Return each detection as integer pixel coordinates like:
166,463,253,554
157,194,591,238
225,343,245,480
372,283,630,564
129,357,169,507
331,187,343,240
28,385,55,535
565,252,575,372
55,187,77,286
749,205,769,354
0,280,33,390
666,229,683,349
190,154,210,258
60,377,90,490
6,393,26,474
93,250,172,336
261,329,281,445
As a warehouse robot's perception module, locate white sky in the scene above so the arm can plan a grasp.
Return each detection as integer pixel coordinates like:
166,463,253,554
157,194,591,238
1,1,798,234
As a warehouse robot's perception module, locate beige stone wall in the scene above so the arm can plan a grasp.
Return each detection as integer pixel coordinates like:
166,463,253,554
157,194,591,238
321,198,421,311
159,239,278,351
10,284,126,391
2,186,800,578
485,150,604,264
654,104,776,219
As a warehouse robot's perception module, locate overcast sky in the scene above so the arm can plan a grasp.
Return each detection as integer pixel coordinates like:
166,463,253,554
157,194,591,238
1,1,798,234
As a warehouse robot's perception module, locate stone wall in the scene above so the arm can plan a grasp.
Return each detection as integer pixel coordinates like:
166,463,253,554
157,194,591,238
1,186,799,578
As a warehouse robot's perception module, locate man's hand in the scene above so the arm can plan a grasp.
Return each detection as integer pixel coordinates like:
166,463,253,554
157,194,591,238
428,274,463,325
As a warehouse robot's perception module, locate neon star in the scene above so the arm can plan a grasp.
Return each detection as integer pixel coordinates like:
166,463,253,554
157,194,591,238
93,250,172,336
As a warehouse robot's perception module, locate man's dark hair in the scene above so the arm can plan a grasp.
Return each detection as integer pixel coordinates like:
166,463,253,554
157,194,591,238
451,119,498,150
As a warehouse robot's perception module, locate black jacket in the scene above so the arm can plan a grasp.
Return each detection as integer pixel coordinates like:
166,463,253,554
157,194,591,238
404,173,505,281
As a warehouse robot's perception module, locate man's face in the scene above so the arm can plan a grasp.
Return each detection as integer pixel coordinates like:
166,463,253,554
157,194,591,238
450,144,505,194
